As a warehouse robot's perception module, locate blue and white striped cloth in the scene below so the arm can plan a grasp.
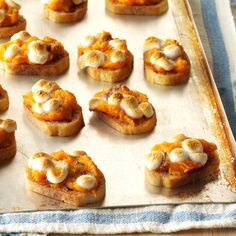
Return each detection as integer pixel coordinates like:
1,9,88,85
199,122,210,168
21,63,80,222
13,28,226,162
1,0,236,234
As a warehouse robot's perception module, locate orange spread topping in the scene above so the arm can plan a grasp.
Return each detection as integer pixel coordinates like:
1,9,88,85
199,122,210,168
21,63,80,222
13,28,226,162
23,89,81,122
118,0,160,5
0,36,65,64
78,31,132,70
144,39,189,74
151,139,217,176
0,0,19,27
46,0,83,13
27,150,102,193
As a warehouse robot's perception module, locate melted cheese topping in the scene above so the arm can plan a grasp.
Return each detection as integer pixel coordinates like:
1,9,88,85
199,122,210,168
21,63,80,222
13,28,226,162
78,31,132,70
27,150,102,193
24,80,81,122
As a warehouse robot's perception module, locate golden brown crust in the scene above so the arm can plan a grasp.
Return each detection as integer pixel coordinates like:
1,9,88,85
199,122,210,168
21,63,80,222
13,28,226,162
84,53,133,83
0,90,9,112
0,16,26,39
24,105,84,137
98,111,157,135
105,0,168,15
0,51,69,76
26,171,105,207
43,2,87,23
144,53,191,86
145,151,220,188
0,138,16,162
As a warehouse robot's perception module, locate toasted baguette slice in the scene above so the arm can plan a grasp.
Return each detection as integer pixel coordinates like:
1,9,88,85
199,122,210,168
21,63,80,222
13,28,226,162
0,16,26,39
0,89,9,112
98,111,157,135
24,105,84,137
0,138,16,162
26,170,105,207
0,51,69,76
105,0,168,15
145,151,220,188
82,53,133,83
144,53,191,86
43,2,87,23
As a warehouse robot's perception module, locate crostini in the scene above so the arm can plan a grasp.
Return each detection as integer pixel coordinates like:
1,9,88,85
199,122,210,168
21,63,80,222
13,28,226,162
0,118,17,162
144,37,190,85
0,0,26,38
145,134,220,188
0,31,69,76
25,150,105,206
23,79,84,136
105,0,168,16
89,84,156,134
0,84,9,112
42,0,87,23
78,31,133,83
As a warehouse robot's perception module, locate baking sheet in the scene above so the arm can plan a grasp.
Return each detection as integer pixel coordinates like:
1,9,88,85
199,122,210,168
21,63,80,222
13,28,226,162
0,0,236,213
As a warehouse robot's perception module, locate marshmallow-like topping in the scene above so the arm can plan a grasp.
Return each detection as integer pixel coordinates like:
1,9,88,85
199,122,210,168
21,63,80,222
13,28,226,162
42,98,61,113
79,50,106,69
33,103,44,114
110,50,125,63
89,97,104,110
73,0,86,4
145,150,164,171
28,153,52,172
28,40,49,64
182,139,203,153
46,161,69,184
76,174,96,190
189,152,208,166
31,79,48,93
120,95,143,119
0,9,5,23
11,31,31,42
80,35,96,48
144,37,163,52
155,57,175,71
139,102,154,118
150,50,162,65
163,44,181,60
0,119,17,133
109,39,126,49
41,81,60,94
6,0,20,10
169,148,188,163
68,150,87,157
33,90,50,104
169,133,187,143
107,92,123,106
4,44,20,59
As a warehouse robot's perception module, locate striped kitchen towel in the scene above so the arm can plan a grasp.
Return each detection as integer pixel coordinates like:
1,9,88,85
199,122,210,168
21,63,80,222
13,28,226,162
1,0,236,234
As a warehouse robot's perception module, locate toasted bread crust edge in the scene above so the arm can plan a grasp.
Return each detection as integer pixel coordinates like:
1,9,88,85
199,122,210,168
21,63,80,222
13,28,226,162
25,171,106,207
105,0,168,15
0,51,69,76
145,151,220,188
0,16,26,39
43,2,87,23
98,111,157,135
0,138,16,162
85,53,134,83
144,53,191,86
24,105,84,137
0,91,9,112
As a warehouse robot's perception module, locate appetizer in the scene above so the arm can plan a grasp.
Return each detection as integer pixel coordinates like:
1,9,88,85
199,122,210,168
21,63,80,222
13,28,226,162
0,0,26,38
23,79,84,137
145,134,220,188
42,0,87,23
144,37,190,85
26,150,105,206
0,31,69,76
0,84,9,112
0,118,17,162
105,0,168,16
89,84,156,134
78,31,133,83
